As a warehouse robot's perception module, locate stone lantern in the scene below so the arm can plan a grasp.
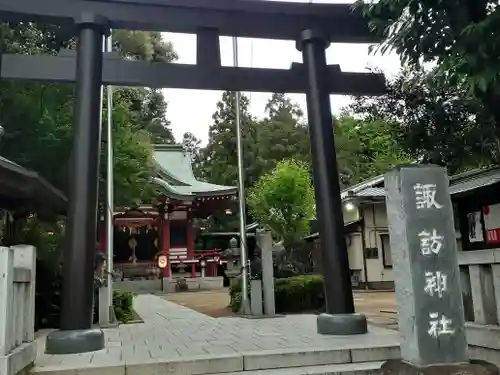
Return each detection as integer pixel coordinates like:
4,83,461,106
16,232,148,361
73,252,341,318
222,236,241,287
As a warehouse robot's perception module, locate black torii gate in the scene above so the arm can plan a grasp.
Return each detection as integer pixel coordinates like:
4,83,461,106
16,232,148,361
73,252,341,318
0,0,385,353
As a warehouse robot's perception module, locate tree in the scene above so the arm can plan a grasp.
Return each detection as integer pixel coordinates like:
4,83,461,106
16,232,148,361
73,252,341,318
247,159,315,246
356,0,500,149
112,31,176,144
181,132,203,178
0,24,177,205
113,30,177,63
198,91,260,187
265,93,304,120
101,100,156,207
333,115,414,183
256,94,311,174
182,132,202,162
347,69,496,172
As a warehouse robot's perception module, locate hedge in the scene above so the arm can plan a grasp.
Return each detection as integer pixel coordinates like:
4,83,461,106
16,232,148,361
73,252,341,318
229,274,325,313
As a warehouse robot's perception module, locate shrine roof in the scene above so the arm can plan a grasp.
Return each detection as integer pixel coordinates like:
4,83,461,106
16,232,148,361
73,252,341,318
151,144,237,200
0,156,67,214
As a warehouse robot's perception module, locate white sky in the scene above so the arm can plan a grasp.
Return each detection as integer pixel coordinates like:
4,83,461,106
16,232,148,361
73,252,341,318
162,0,402,146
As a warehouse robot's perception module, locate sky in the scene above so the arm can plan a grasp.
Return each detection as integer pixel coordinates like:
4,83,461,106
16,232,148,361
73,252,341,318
162,0,402,146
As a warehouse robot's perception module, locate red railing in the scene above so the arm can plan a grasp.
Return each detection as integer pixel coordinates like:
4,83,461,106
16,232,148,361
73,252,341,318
114,249,223,265
115,249,224,279
168,249,222,263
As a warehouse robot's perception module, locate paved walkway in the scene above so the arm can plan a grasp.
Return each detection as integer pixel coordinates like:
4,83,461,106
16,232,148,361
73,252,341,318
163,289,398,328
34,294,400,371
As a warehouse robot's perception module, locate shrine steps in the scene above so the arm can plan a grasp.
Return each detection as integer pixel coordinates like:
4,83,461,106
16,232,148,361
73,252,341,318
201,344,397,375
207,361,385,375
31,343,399,375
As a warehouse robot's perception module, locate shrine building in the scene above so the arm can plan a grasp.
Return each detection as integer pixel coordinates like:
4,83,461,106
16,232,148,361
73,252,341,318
98,144,237,290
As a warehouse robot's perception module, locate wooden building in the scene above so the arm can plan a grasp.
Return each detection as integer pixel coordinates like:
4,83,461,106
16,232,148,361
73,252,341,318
98,144,237,284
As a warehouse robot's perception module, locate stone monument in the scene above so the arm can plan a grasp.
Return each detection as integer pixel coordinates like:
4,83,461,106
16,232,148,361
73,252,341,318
384,165,498,374
256,230,276,316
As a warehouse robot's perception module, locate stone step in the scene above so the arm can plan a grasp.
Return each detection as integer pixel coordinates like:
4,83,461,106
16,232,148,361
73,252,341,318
208,361,385,375
31,344,399,375
242,345,399,371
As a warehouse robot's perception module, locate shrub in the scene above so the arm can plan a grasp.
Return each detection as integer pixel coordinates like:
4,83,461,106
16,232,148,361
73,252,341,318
228,275,246,312
19,218,64,330
274,275,324,313
229,274,325,314
113,290,135,323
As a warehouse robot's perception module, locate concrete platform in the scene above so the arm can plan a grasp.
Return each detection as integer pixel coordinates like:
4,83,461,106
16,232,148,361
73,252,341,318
32,295,400,375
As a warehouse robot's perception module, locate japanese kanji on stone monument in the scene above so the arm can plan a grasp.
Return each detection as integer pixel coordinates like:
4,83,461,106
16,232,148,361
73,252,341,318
385,165,467,366
383,165,499,374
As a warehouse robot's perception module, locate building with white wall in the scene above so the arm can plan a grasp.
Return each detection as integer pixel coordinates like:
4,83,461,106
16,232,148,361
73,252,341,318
305,167,500,290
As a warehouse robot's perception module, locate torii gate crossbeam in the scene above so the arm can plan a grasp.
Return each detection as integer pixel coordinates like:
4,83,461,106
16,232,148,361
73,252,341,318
0,53,384,94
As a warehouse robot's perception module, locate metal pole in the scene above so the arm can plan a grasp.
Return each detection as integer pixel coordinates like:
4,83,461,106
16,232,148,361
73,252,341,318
297,30,355,314
105,33,114,320
60,19,106,330
232,36,250,315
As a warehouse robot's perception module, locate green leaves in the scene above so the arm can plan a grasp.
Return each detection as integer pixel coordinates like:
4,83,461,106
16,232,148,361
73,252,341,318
334,116,413,185
199,92,312,188
198,91,260,187
348,69,498,171
0,23,177,209
247,159,315,245
357,0,500,135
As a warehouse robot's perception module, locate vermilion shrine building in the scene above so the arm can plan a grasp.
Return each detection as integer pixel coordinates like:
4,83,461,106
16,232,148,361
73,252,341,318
98,144,237,289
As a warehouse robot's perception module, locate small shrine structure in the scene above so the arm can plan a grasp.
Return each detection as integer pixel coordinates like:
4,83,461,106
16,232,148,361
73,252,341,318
98,144,237,288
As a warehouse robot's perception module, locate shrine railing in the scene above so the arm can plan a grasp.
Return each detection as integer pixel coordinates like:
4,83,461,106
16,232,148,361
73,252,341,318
115,249,224,280
168,249,222,263
0,245,37,375
457,249,500,354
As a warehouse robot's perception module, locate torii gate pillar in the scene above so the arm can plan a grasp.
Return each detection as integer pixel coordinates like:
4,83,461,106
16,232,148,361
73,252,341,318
45,13,108,354
298,29,367,335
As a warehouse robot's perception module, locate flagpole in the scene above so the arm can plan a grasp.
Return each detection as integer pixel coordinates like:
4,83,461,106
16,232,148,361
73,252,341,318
232,36,251,315
105,33,115,322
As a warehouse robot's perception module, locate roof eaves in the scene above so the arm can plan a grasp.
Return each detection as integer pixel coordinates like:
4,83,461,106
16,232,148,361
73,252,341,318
193,188,238,197
449,167,500,196
449,166,498,182
303,219,362,241
340,175,384,199
150,177,194,201
153,143,184,152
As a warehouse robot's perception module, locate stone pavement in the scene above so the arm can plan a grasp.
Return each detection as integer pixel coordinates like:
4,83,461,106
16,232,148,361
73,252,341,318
164,288,399,330
33,294,400,374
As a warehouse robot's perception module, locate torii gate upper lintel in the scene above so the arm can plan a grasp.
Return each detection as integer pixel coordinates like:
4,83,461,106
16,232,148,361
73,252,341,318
0,0,380,42
0,0,386,353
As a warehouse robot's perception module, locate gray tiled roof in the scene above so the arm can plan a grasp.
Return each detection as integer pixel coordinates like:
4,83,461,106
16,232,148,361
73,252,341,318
340,175,384,199
354,187,385,198
341,166,500,201
449,167,500,196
